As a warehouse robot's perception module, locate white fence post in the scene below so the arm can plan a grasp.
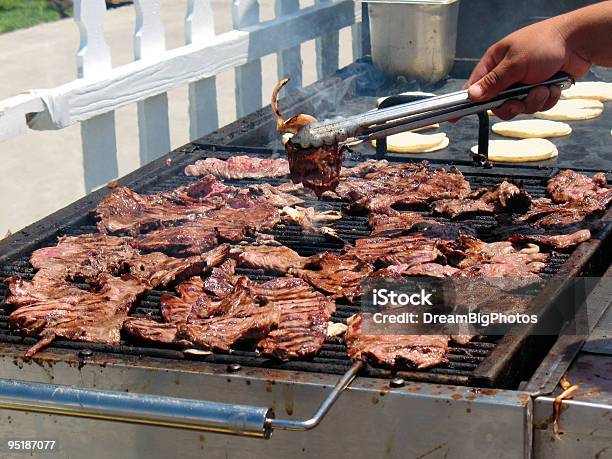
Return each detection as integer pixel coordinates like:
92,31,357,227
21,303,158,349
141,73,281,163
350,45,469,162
274,0,302,92
185,0,219,140
315,0,340,79
74,0,119,192
134,0,171,165
232,0,262,118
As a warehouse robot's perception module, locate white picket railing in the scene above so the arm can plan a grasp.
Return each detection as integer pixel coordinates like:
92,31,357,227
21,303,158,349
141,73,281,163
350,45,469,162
0,0,362,191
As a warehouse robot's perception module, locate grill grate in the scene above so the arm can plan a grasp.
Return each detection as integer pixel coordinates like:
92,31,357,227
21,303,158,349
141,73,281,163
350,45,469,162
0,147,604,387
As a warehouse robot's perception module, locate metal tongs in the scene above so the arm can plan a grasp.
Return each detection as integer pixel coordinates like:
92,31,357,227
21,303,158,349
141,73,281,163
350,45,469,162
290,72,574,149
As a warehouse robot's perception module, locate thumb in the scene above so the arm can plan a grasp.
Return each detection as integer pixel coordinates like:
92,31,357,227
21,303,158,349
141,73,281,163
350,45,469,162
468,59,521,101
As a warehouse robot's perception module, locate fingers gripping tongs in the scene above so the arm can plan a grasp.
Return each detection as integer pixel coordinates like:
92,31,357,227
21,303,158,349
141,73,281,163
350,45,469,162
290,72,573,162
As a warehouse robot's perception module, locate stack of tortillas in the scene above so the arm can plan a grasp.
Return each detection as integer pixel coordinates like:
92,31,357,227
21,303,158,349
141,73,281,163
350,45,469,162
373,132,449,153
561,81,612,101
535,99,604,121
471,138,558,162
492,119,572,138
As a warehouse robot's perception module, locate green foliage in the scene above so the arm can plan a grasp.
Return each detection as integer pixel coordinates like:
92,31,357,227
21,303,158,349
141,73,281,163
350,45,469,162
0,0,66,34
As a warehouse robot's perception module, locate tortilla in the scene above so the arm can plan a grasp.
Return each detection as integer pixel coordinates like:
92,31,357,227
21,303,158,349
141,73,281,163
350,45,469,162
373,132,449,153
470,138,558,162
562,81,612,101
535,99,603,121
492,120,572,138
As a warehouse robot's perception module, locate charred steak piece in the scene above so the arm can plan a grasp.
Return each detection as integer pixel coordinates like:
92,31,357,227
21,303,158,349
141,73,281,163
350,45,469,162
290,252,373,302
285,141,343,198
372,263,459,278
184,155,289,180
255,278,335,361
29,234,138,281
122,318,179,345
547,170,609,203
236,245,309,274
136,223,220,255
247,183,305,208
7,274,148,357
519,196,611,229
345,313,450,369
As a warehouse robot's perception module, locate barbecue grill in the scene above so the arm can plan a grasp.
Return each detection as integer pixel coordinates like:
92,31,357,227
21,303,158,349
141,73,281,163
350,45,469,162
0,59,611,458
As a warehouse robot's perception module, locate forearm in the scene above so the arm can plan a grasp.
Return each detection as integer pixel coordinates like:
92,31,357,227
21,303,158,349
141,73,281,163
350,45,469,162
555,1,612,67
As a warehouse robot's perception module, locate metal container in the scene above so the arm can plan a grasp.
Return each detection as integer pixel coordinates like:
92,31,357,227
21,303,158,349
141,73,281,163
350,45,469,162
366,0,460,84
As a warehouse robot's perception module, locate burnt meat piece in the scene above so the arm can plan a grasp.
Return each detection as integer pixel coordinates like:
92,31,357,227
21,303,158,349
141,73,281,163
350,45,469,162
519,196,611,229
184,155,289,179
7,274,148,356
285,141,342,197
368,212,434,236
255,278,335,360
236,245,309,274
508,229,591,249
345,313,449,369
129,244,229,288
94,176,229,235
29,234,138,281
547,170,609,203
290,252,373,302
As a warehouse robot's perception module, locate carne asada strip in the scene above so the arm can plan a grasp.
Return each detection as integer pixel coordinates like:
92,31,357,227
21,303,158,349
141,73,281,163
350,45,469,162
29,234,138,281
345,235,442,268
547,170,609,203
345,313,450,369
255,277,335,360
236,245,309,274
508,229,592,249
184,155,289,180
290,252,373,302
7,274,149,356
369,212,434,236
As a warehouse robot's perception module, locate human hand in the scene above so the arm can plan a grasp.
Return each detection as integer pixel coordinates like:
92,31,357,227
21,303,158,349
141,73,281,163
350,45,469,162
466,17,592,120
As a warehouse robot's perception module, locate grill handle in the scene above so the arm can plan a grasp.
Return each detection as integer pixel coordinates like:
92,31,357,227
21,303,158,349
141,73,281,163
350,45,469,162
0,361,363,438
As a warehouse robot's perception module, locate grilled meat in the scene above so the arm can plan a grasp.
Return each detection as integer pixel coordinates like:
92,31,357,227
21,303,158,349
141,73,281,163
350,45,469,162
509,229,591,249
345,235,442,268
184,155,289,180
129,244,229,288
8,274,148,356
122,319,179,345
135,204,280,254
372,263,459,278
29,234,137,281
285,141,343,197
94,176,229,235
345,313,449,369
236,245,309,274
349,164,472,215
547,170,608,203
369,212,434,236
341,159,390,178
520,196,610,229
290,252,373,302
255,278,335,360
433,181,531,218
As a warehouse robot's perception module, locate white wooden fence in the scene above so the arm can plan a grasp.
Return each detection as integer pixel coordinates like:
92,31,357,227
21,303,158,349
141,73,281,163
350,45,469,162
0,0,362,191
